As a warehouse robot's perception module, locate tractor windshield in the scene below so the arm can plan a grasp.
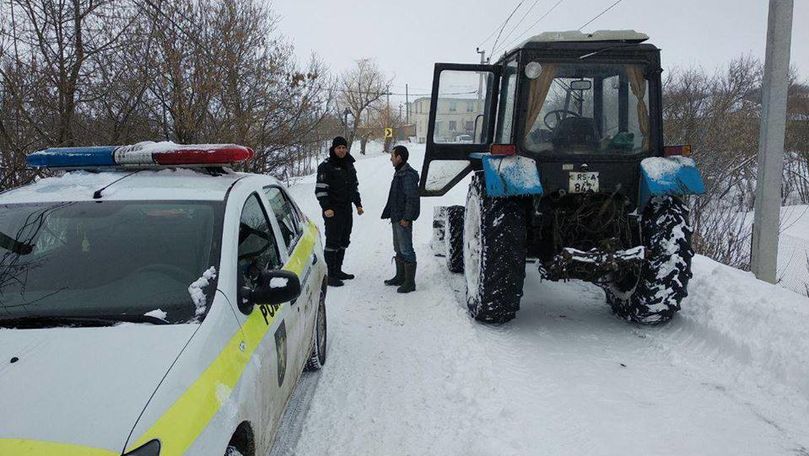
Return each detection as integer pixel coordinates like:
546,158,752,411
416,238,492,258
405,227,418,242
522,62,650,155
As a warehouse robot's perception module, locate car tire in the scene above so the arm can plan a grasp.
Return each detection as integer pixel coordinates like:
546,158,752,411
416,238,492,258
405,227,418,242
225,446,243,456
304,283,327,371
444,205,465,273
464,172,527,323
605,196,693,324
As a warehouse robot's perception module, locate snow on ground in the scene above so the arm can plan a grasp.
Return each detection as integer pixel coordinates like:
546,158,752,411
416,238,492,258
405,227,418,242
277,144,809,456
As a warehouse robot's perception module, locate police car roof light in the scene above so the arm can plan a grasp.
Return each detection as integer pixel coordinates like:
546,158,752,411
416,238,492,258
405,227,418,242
26,142,254,169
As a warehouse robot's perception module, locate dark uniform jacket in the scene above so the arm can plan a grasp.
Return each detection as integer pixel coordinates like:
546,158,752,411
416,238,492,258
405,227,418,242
382,162,420,222
315,154,362,211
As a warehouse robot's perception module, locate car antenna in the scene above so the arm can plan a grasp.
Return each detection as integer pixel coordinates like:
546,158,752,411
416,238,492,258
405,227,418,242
92,170,141,199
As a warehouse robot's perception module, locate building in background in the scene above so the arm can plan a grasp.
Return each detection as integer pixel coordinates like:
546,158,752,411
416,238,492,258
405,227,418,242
410,97,484,143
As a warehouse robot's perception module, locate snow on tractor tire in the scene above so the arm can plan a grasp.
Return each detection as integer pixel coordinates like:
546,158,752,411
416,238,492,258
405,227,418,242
463,173,527,323
604,195,694,324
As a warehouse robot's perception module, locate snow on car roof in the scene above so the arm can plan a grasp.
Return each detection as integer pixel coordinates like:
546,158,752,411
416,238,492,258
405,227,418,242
0,168,278,204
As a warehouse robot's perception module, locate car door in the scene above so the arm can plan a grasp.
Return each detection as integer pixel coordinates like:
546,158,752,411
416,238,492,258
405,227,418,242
235,192,298,446
263,185,316,375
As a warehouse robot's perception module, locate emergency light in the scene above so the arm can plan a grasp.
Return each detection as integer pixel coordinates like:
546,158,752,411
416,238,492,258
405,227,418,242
27,141,254,169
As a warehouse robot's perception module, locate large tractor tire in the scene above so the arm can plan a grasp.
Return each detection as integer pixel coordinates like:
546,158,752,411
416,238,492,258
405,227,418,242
605,195,694,324
445,205,465,273
464,172,527,323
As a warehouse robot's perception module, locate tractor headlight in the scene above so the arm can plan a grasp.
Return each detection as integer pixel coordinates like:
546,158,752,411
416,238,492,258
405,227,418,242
124,440,160,456
525,61,543,80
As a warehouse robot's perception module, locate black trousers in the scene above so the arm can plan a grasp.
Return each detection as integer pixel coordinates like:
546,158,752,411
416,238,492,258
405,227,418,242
323,204,353,253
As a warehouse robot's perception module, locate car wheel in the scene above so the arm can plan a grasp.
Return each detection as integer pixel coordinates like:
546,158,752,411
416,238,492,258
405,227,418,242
225,445,243,456
304,283,327,371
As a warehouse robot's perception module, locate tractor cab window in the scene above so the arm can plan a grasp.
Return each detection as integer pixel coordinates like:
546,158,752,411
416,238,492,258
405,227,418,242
522,63,650,155
432,70,494,144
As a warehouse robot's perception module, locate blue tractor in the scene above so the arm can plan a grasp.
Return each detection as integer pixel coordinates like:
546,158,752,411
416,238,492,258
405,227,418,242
423,31,705,324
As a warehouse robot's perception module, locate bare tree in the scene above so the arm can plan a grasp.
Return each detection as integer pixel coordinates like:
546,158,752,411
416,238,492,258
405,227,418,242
337,58,390,154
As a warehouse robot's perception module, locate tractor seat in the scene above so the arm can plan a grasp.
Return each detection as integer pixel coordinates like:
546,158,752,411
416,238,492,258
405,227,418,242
552,117,600,151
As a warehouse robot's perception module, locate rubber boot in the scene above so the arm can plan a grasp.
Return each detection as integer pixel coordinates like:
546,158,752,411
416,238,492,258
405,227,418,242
335,250,355,280
325,251,344,287
384,256,405,286
397,261,416,293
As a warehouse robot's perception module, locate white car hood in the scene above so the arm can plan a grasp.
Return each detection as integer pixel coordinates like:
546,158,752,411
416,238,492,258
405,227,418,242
0,323,198,453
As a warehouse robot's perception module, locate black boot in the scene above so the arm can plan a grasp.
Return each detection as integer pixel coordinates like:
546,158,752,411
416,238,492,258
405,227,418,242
384,256,405,286
335,250,355,280
325,251,344,287
397,261,416,293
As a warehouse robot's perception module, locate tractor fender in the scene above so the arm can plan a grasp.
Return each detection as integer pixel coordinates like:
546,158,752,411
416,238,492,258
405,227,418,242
639,156,705,208
471,153,544,198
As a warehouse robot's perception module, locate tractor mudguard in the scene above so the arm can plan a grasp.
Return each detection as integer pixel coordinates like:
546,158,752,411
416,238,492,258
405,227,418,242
639,156,705,208
471,153,544,198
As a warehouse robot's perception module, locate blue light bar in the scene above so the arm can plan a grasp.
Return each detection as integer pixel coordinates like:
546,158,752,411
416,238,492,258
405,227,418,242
27,146,118,168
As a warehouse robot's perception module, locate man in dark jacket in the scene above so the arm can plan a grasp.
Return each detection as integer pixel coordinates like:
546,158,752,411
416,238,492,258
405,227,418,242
316,136,364,287
381,145,420,293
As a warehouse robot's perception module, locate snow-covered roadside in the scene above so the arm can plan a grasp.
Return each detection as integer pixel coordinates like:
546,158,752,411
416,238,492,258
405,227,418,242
278,144,809,456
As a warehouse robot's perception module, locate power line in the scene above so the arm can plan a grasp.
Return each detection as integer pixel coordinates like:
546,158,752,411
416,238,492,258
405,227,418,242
476,0,526,49
491,0,544,56
578,0,623,30
491,0,527,57
497,0,566,56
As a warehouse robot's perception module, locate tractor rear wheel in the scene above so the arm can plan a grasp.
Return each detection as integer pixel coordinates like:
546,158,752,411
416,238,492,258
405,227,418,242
464,172,527,323
605,196,693,324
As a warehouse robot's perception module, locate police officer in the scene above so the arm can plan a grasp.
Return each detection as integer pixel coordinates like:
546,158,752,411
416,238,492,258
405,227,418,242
381,145,419,293
316,136,364,287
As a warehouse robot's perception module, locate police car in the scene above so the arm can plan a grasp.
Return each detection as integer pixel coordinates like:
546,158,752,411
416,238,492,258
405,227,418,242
0,142,328,456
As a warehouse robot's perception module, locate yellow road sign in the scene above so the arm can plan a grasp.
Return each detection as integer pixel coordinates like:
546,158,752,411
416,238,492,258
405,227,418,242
384,127,393,139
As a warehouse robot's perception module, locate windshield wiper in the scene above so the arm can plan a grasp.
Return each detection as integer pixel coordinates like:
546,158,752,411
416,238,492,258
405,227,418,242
0,314,169,329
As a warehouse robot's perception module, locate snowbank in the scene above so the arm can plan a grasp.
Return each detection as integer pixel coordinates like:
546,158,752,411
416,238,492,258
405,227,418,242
678,256,809,399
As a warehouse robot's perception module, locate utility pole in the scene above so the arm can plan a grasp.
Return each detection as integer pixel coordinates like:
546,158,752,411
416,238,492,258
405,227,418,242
476,48,486,102
405,83,410,124
751,0,793,284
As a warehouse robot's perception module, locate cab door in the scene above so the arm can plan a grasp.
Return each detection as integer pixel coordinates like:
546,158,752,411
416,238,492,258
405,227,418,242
420,63,501,196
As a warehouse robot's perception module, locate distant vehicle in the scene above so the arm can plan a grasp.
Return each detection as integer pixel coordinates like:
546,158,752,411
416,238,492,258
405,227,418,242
455,134,474,143
0,142,328,456
424,31,704,324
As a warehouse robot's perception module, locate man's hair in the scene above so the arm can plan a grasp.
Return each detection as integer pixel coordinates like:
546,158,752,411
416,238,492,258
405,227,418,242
392,145,409,162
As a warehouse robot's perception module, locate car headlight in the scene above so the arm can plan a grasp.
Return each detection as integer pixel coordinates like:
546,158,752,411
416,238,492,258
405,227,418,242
124,440,160,456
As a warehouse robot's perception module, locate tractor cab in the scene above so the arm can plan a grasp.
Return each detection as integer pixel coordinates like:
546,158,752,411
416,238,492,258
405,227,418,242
420,30,662,208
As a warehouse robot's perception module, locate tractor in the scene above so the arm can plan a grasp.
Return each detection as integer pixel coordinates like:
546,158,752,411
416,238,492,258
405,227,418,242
423,30,704,324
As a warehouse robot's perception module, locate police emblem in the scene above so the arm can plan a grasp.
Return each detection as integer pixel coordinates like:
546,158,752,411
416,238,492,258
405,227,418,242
274,320,287,387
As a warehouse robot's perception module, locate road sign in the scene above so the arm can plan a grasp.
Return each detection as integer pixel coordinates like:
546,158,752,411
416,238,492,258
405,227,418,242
384,127,393,139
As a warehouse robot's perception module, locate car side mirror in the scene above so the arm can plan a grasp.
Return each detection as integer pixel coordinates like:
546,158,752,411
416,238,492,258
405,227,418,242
238,270,301,315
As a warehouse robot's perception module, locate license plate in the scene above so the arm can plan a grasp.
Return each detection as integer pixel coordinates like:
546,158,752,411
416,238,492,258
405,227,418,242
568,172,599,193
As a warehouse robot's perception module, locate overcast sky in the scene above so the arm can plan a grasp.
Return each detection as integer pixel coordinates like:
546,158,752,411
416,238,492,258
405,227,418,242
274,0,808,107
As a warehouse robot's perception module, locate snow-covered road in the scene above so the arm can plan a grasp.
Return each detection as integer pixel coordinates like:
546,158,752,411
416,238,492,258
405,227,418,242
276,144,809,456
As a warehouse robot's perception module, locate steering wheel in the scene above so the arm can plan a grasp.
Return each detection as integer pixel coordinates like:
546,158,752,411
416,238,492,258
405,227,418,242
543,110,581,130
135,264,194,283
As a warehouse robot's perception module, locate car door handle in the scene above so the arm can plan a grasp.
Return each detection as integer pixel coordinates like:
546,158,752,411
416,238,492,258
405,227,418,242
311,253,318,265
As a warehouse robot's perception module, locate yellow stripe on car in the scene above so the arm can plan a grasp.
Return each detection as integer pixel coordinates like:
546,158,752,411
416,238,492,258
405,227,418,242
126,221,318,455
0,439,117,456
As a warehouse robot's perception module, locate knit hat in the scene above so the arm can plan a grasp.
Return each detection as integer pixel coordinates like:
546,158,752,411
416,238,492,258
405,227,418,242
331,136,348,151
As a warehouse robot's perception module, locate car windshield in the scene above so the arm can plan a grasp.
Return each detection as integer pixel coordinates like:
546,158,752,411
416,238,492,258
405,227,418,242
522,62,650,155
0,201,223,325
